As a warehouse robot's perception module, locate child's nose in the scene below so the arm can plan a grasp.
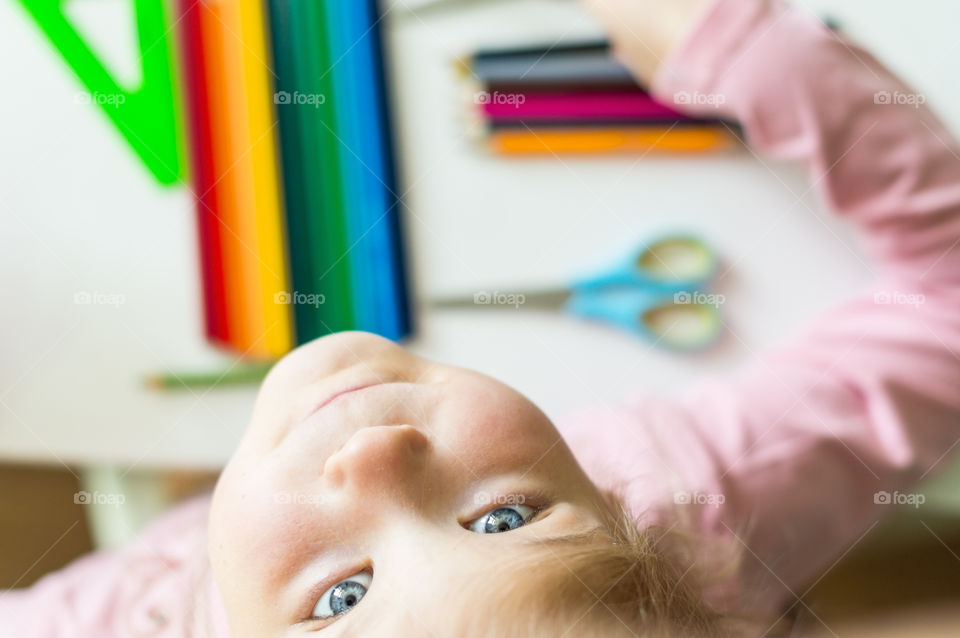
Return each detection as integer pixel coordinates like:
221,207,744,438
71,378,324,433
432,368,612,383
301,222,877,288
322,424,431,490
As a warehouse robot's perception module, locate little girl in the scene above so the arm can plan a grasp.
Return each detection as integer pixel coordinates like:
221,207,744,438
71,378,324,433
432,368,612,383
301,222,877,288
4,0,960,635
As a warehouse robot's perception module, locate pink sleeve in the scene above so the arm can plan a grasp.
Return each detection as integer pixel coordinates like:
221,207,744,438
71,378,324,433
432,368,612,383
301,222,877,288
559,0,960,620
0,496,230,638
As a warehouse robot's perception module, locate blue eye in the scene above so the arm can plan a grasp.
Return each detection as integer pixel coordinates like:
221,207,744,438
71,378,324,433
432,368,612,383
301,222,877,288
312,572,371,619
469,505,536,533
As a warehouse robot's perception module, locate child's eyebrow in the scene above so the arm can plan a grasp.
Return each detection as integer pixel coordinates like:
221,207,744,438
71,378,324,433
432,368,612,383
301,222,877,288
511,510,607,548
517,503,607,543
521,527,606,547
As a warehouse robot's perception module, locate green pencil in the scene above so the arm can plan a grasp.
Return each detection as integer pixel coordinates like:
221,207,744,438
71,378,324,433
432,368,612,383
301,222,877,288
304,2,354,335
144,362,274,391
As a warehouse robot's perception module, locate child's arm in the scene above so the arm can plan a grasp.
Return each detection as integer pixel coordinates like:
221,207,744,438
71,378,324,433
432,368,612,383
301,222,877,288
567,0,960,619
0,495,223,635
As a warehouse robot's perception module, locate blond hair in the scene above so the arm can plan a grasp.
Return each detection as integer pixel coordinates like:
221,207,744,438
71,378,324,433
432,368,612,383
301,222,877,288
447,491,745,638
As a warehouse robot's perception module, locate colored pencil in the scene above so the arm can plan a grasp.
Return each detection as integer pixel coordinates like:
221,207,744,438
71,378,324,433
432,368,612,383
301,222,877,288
469,40,636,90
366,0,412,340
220,0,269,355
490,126,732,155
304,3,355,335
481,89,692,122
324,0,380,334
198,2,252,351
268,0,338,343
265,0,315,345
488,118,735,130
177,0,229,344
144,363,274,390
179,0,411,355
474,39,611,60
237,0,294,357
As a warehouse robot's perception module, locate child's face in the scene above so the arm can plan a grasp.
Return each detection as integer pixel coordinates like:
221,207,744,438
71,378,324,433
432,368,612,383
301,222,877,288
209,332,610,636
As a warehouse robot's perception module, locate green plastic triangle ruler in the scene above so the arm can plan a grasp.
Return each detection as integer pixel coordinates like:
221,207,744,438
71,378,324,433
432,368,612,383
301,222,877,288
18,0,184,185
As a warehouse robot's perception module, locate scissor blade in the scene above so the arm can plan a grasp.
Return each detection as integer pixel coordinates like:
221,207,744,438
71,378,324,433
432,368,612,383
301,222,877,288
426,288,572,311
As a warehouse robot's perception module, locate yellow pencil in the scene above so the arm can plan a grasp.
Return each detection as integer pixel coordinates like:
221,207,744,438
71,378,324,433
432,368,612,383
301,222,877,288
238,0,294,357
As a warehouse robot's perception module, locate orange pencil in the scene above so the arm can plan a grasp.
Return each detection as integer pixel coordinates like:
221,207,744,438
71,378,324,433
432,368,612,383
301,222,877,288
199,2,253,353
204,0,268,357
218,0,266,355
490,126,733,155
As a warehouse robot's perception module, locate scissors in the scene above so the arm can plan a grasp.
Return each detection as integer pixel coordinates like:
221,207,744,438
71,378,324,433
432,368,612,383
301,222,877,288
428,234,724,351
393,0,571,18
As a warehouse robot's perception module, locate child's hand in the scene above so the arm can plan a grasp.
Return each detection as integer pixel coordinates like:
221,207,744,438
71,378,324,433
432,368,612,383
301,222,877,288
581,0,715,86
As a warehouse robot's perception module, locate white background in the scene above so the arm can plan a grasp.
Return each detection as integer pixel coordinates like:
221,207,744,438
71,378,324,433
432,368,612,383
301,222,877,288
0,0,958,472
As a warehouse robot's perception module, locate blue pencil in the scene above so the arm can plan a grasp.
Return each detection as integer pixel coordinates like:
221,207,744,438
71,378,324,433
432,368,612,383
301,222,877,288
323,0,380,334
363,0,413,339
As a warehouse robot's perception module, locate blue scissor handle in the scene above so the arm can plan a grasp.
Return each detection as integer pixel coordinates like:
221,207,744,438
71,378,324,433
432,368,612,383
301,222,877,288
572,234,719,294
565,287,722,351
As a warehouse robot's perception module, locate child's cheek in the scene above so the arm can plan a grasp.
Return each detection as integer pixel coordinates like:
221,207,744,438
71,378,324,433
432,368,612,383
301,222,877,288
213,471,347,587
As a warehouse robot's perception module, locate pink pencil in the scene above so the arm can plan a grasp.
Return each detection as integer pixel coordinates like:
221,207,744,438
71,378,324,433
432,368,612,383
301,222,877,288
482,90,693,122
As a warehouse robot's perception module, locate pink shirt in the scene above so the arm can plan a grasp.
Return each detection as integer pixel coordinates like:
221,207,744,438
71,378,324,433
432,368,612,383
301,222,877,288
4,0,960,633
0,496,229,637
560,0,960,620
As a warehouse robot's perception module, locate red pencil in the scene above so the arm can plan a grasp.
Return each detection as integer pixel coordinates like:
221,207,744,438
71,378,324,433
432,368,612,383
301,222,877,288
177,0,230,344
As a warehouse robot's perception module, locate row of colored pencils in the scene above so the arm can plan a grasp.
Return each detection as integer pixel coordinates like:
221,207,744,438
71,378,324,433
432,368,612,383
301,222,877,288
177,0,409,360
462,40,738,155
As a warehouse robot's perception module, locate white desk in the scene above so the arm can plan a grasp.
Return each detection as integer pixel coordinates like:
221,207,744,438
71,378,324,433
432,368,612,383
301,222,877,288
1,0,958,482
